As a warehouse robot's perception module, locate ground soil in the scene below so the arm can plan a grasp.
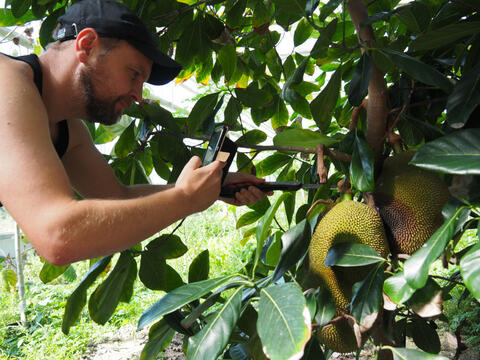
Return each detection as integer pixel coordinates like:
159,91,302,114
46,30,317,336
80,323,479,360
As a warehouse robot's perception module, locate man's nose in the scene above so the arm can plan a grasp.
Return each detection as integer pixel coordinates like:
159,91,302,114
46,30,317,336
129,82,144,102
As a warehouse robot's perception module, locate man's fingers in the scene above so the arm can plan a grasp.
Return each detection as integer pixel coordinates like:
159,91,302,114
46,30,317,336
185,156,203,171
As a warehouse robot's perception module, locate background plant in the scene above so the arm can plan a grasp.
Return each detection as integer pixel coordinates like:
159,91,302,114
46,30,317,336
1,0,480,359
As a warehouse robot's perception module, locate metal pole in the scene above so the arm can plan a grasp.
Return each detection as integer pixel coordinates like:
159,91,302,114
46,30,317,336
14,223,27,326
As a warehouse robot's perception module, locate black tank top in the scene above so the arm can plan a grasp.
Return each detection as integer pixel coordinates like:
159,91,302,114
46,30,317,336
5,53,70,156
0,54,69,208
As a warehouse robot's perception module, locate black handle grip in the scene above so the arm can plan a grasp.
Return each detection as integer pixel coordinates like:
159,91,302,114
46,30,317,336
220,181,302,197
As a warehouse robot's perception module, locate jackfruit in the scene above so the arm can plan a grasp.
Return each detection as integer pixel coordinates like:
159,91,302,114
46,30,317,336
373,151,450,255
308,200,390,353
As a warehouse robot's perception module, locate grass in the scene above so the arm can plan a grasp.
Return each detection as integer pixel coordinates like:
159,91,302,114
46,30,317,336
0,202,250,359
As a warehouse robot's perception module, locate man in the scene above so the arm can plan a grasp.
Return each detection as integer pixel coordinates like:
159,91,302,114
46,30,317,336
0,0,268,266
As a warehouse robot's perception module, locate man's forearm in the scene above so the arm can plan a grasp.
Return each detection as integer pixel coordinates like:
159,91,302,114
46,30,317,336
124,183,174,198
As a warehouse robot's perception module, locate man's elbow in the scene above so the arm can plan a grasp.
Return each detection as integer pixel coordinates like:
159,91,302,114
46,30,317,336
30,226,77,267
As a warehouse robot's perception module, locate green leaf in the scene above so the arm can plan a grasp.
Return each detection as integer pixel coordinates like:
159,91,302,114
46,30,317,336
255,193,290,274
460,241,480,300
235,83,273,108
88,252,136,325
0,268,17,293
314,286,336,328
236,211,264,229
188,249,210,283
226,0,247,29
348,53,372,107
114,122,137,157
381,49,453,93
404,207,464,289
281,57,309,104
186,93,219,135
383,272,416,305
146,235,188,259
10,0,31,18
395,2,431,33
224,96,243,127
186,286,243,360
39,262,69,284
409,318,441,354
325,242,385,267
256,153,292,177
236,129,267,145
265,232,283,267
140,319,175,360
350,262,385,327
410,129,480,175
310,67,342,131
258,283,311,360
0,9,36,26
310,19,338,59
272,219,311,283
294,18,313,46
410,21,480,52
385,346,449,360
350,134,375,192
138,274,238,330
273,129,338,149
62,256,112,334
218,44,237,82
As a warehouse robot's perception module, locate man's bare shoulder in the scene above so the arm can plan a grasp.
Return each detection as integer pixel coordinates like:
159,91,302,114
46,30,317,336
0,53,35,84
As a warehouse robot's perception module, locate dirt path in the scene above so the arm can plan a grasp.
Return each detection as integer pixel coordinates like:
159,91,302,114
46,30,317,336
80,324,479,359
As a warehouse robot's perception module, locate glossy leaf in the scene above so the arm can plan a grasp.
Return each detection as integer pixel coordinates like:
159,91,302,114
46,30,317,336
186,93,219,135
188,249,210,283
410,129,480,175
62,256,112,334
310,67,342,131
460,241,480,300
409,318,441,354
257,283,311,360
236,211,263,229
350,134,375,192
350,262,385,327
383,272,416,305
271,219,311,283
89,252,136,325
256,153,291,177
255,193,290,275
325,242,385,267
138,274,238,330
409,278,443,318
385,346,449,360
404,206,464,289
186,286,243,360
446,62,480,128
273,129,338,149
348,53,372,106
39,262,69,284
218,44,237,82
140,319,175,360
294,18,313,46
10,0,31,18
411,21,480,51
236,129,268,145
381,49,453,93
314,286,336,328
145,234,188,259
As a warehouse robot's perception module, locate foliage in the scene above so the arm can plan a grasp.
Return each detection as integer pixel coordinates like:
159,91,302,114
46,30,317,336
2,0,480,358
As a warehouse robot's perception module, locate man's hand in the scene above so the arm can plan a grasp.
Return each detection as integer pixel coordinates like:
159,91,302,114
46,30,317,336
175,156,225,212
221,172,273,206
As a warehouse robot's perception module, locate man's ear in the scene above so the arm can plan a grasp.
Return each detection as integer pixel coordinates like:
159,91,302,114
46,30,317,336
75,28,100,64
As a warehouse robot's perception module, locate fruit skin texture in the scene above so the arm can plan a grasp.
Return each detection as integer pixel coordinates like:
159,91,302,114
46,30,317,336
308,201,390,353
373,151,450,255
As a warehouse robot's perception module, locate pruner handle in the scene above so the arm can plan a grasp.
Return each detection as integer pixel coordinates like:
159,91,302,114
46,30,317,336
220,181,303,197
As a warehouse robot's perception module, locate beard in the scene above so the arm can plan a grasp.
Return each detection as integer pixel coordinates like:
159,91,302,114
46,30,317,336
79,66,130,126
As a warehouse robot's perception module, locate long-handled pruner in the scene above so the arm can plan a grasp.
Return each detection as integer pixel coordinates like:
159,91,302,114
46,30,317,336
220,181,322,197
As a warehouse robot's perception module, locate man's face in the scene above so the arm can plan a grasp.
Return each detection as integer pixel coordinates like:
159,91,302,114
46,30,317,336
79,41,152,125
79,64,128,125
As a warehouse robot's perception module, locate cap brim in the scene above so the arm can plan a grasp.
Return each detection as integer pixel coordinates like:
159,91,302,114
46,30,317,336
129,40,182,85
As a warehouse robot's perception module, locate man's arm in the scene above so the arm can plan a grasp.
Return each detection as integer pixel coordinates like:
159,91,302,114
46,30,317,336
0,69,224,266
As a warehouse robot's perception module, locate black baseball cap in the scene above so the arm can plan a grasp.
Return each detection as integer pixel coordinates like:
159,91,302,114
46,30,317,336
55,0,182,85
